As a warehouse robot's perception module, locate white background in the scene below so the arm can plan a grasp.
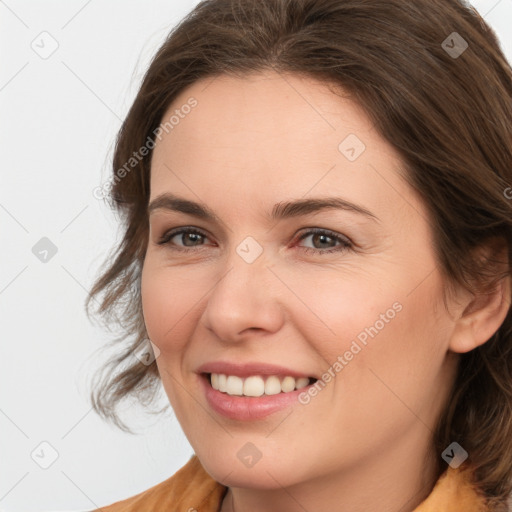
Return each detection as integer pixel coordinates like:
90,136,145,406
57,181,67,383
1,1,511,511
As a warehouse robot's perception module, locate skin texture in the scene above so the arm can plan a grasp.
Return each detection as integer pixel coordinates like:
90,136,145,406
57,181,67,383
140,70,510,512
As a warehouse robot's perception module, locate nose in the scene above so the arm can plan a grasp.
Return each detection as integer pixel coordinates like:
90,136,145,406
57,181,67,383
200,243,285,343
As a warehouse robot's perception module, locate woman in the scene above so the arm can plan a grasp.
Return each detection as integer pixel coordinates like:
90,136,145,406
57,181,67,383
86,0,512,510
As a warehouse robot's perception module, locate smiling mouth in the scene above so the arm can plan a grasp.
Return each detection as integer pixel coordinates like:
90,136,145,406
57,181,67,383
202,372,318,397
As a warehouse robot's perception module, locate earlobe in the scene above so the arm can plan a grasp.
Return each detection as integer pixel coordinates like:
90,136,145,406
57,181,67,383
448,273,511,354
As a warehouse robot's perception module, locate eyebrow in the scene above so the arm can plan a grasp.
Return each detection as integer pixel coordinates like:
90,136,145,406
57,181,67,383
147,193,380,224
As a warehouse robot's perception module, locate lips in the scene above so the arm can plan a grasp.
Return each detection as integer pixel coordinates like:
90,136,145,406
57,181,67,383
198,371,318,420
195,360,317,380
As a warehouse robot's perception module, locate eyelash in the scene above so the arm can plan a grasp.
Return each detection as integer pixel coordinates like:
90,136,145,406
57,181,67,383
157,227,353,255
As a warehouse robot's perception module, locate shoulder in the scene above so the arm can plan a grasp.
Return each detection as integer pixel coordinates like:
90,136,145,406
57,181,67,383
94,454,228,512
413,464,491,512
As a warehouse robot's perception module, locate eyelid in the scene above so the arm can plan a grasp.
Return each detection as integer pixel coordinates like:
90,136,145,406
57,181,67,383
157,226,213,247
157,225,353,254
295,227,353,255
296,226,351,243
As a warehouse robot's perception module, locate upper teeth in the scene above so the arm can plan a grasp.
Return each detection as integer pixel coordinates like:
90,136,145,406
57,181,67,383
210,373,312,397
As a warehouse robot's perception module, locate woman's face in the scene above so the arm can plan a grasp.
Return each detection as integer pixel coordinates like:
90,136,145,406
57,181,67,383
141,70,460,489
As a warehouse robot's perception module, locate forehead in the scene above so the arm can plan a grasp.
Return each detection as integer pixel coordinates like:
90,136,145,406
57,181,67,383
153,70,380,164
149,70,424,227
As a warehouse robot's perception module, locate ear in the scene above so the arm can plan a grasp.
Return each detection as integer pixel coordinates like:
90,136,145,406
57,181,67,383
448,242,511,354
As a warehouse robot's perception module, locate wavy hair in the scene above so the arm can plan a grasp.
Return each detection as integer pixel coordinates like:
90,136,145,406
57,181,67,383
85,0,512,509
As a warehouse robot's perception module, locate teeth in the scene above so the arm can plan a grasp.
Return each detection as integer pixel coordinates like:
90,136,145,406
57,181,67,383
264,375,282,396
218,374,227,392
226,375,243,395
209,373,312,397
281,376,296,393
244,376,265,397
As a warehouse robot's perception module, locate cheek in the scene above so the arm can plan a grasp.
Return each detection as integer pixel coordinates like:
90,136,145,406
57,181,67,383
140,262,202,354
337,278,449,420
282,264,403,350
294,263,447,388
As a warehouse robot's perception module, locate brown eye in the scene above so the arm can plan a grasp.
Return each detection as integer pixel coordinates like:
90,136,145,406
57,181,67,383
296,229,352,255
158,227,212,250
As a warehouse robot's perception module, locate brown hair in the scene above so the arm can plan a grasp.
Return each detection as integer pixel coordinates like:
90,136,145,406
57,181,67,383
85,0,512,508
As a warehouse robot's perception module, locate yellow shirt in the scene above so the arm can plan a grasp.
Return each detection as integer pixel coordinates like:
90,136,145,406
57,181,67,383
94,454,489,511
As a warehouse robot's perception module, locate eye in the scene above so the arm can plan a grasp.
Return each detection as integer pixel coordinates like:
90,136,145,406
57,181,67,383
157,227,212,251
295,228,352,255
157,226,353,255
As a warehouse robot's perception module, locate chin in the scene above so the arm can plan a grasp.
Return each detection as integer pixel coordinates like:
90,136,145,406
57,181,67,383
195,447,307,490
